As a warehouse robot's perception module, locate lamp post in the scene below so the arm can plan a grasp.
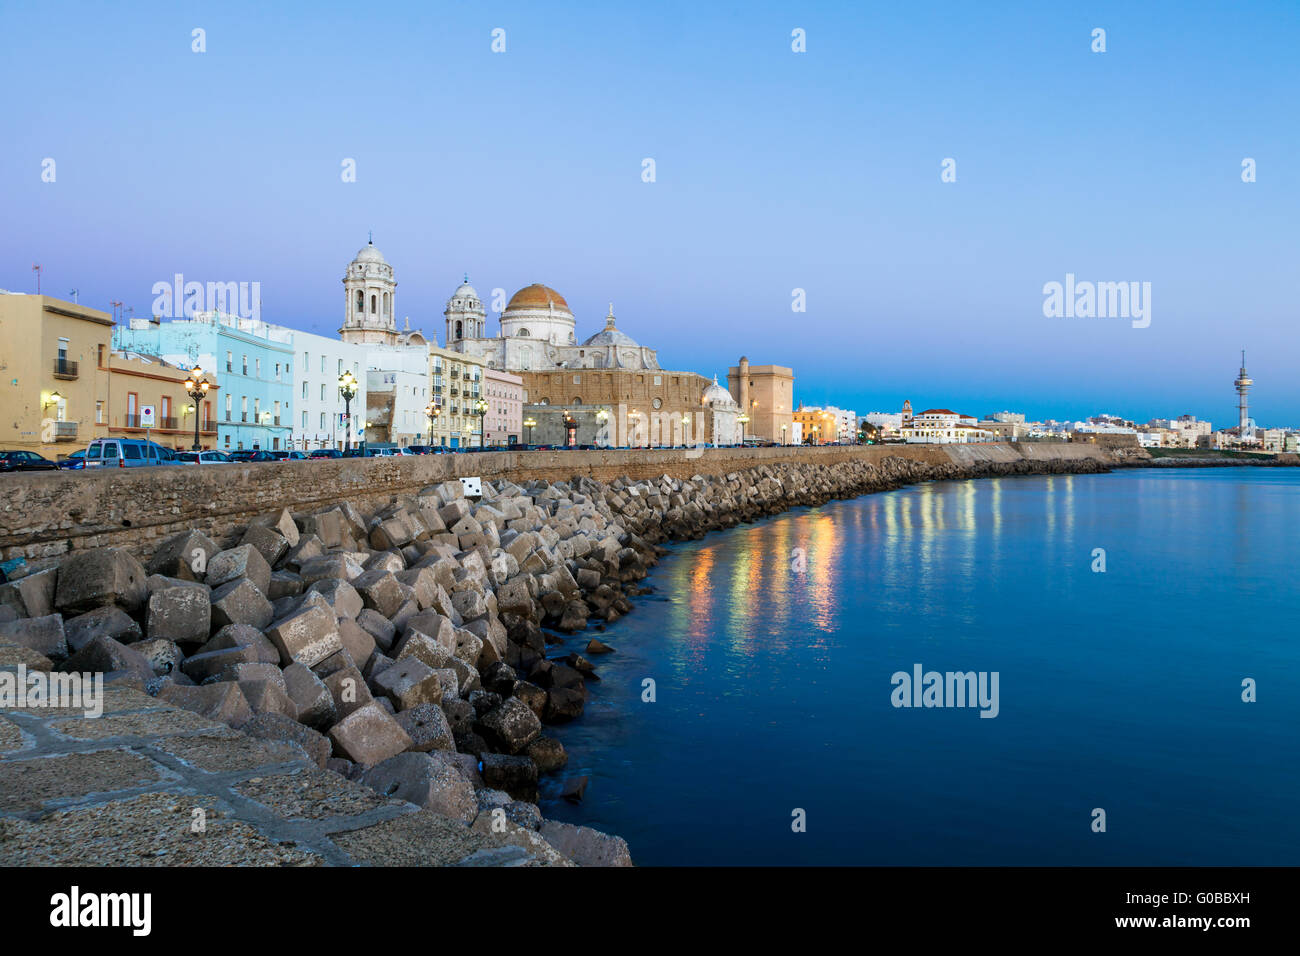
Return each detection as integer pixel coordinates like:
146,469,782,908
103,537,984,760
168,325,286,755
738,412,750,446
561,409,576,448
474,397,488,449
524,416,536,446
780,423,787,445
338,371,358,452
183,366,210,451
681,413,691,448
425,401,440,446
595,408,609,448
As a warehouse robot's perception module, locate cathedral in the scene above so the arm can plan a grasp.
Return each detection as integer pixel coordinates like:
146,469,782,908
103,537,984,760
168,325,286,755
332,239,758,447
444,281,660,372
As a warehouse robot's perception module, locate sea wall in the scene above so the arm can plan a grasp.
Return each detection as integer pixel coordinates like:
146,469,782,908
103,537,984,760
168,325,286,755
0,442,1127,563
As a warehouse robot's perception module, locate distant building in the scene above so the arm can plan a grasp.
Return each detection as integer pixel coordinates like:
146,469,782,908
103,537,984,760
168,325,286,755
292,329,368,451
984,410,1026,423
901,408,993,443
792,405,838,444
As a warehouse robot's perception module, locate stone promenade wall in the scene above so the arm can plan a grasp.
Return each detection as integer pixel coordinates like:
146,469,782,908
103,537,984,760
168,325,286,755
0,442,1126,563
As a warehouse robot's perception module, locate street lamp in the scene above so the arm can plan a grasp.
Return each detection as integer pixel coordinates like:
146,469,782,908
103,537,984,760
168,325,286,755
524,416,536,446
780,423,787,445
595,408,609,448
425,400,440,446
338,370,358,452
738,412,750,446
182,365,210,451
681,413,691,448
561,408,576,448
629,409,641,447
474,397,488,449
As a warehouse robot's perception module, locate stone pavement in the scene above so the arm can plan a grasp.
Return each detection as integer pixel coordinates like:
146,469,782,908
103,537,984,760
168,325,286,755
0,676,568,867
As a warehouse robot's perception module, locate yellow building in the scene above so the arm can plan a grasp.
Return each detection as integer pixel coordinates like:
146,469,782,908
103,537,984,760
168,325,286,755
426,343,487,448
792,405,838,445
105,349,220,450
728,356,795,444
0,293,113,457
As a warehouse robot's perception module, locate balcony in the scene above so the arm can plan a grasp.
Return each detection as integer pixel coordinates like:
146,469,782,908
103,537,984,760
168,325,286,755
52,358,79,379
54,420,77,441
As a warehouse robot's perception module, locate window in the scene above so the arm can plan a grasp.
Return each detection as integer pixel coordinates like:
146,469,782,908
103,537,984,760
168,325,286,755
337,359,343,375
225,395,232,420
320,384,326,401
321,356,326,374
242,355,248,375
160,396,171,421
226,351,233,372
254,398,261,422
255,358,261,377
303,352,309,370
241,396,248,422
95,400,104,424
301,410,308,429
57,337,69,361
302,382,308,398
127,392,138,423
320,413,326,429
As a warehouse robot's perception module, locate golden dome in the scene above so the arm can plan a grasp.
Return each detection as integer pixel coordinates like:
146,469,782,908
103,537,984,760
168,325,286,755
505,284,570,313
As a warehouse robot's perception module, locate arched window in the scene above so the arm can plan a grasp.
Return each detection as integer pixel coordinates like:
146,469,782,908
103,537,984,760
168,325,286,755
355,290,363,316
518,328,530,337
370,294,377,314
455,320,462,338
383,292,390,316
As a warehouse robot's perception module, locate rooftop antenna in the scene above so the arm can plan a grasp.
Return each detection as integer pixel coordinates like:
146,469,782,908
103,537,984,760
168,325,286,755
32,264,42,294
69,289,79,304
110,300,124,322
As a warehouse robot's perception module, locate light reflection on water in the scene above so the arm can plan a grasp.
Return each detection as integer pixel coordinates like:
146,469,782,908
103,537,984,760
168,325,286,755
538,469,1300,866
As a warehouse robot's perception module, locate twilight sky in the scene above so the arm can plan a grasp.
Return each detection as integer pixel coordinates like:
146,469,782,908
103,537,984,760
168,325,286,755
3,0,1298,425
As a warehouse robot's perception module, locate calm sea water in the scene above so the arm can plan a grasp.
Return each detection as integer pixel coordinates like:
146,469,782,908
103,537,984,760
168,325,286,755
537,468,1300,865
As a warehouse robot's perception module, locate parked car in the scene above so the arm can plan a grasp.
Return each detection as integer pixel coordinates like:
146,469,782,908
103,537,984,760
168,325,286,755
309,448,343,459
57,449,87,470
226,449,276,463
268,450,308,460
177,451,233,465
0,450,58,472
83,438,178,468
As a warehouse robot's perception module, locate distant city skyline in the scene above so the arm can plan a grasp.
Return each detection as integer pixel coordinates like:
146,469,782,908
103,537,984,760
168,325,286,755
4,0,1298,425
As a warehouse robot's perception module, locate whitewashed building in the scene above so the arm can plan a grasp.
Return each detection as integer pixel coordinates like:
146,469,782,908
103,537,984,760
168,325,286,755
292,329,368,450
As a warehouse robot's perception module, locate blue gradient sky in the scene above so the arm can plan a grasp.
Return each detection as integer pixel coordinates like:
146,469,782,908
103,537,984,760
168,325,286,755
4,1,1298,425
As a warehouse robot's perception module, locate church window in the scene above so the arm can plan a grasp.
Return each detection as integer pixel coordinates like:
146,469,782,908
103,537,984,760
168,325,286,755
370,295,377,314
355,291,363,315
455,321,462,338
518,328,530,337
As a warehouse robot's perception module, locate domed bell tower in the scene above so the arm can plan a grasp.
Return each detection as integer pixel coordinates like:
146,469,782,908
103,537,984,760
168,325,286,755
340,236,398,345
445,275,486,346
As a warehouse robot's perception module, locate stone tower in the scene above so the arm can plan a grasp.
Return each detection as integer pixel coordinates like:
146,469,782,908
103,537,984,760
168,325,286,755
340,237,399,345
444,276,487,346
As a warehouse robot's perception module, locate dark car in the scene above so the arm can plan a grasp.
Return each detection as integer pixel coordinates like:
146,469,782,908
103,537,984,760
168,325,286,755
269,450,308,461
57,449,87,470
0,450,58,472
227,449,276,463
309,448,343,459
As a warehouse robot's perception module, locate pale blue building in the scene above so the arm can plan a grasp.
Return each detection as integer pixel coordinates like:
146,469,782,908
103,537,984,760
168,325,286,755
113,312,294,451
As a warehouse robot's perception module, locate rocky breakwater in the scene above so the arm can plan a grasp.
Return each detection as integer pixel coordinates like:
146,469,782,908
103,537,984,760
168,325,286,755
0,451,1112,866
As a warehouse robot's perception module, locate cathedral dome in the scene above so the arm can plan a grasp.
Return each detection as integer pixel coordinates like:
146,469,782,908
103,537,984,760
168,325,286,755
506,284,570,314
582,303,638,348
702,375,737,407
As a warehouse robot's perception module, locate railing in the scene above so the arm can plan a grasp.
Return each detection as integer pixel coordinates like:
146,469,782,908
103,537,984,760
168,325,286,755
52,358,78,378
